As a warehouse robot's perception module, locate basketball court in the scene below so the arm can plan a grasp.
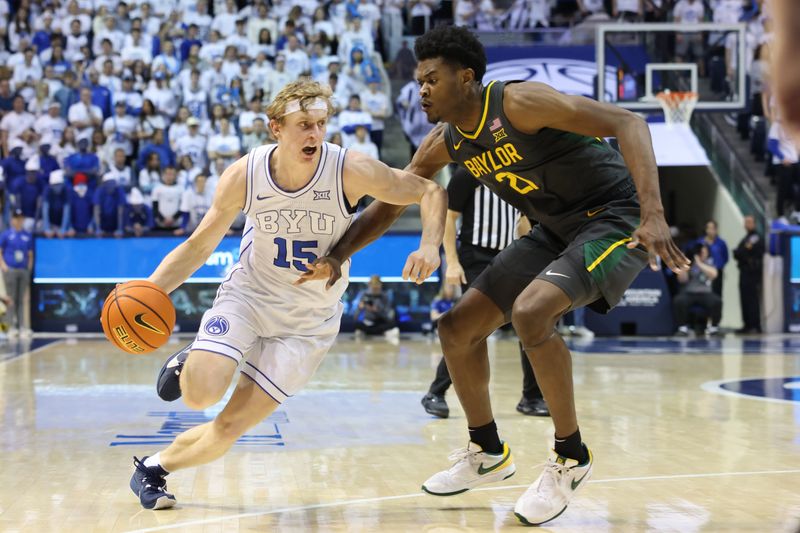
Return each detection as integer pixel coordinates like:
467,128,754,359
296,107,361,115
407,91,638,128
1,335,798,532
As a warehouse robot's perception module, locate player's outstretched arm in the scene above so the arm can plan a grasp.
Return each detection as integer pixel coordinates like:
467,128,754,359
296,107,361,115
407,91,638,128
504,82,690,273
147,156,247,293
343,150,448,283
296,125,452,287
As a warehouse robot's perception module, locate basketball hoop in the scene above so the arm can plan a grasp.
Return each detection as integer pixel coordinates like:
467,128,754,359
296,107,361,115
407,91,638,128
656,91,698,125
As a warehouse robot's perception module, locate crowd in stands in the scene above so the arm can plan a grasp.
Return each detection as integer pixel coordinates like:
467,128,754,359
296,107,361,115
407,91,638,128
0,0,404,238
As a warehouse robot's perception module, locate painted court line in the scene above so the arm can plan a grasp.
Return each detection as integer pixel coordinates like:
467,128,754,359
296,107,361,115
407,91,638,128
126,468,800,532
0,339,63,364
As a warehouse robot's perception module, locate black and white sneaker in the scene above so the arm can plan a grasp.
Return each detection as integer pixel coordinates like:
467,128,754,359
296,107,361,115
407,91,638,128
130,456,176,510
156,345,191,401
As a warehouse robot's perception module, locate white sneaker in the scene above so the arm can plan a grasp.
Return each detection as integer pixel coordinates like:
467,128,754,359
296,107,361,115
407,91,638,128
514,447,594,526
675,325,691,337
570,326,595,340
384,327,400,340
422,441,516,496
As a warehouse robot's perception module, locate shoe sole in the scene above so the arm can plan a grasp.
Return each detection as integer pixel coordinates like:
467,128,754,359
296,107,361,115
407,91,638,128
149,495,177,510
423,408,449,419
515,505,567,527
421,470,515,497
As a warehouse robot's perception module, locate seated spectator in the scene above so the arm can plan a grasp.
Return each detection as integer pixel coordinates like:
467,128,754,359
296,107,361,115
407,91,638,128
13,49,43,103
67,87,104,141
360,79,389,154
138,129,175,171
239,97,269,135
207,117,241,167
124,187,154,237
12,158,45,232
137,152,162,200
182,71,210,121
34,101,67,148
93,175,126,237
65,173,94,237
116,75,144,117
64,137,101,187
674,243,722,336
38,143,60,181
353,274,399,339
144,71,178,120
242,118,270,152
1,95,36,156
345,46,379,93
103,148,133,188
338,94,373,147
42,169,69,238
151,165,183,231
136,99,166,144
1,141,28,189
176,174,212,236
176,155,202,189
347,124,379,158
103,101,136,162
429,284,457,333
175,117,209,171
264,54,293,103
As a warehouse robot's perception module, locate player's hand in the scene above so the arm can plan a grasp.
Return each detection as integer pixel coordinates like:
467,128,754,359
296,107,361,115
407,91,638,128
445,261,467,286
294,256,343,290
628,216,690,273
402,244,440,285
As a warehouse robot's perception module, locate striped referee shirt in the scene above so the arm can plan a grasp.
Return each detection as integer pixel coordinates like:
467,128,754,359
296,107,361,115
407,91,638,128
448,167,518,252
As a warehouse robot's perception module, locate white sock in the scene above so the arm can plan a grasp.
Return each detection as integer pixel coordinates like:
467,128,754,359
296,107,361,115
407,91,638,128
144,452,164,471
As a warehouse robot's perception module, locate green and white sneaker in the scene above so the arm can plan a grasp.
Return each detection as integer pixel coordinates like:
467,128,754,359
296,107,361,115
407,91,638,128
422,441,516,496
514,446,593,526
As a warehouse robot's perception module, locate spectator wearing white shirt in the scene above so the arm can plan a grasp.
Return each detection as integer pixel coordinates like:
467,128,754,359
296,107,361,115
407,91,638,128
242,117,270,152
202,57,229,105
211,0,240,38
283,35,311,79
174,117,209,171
93,40,124,76
454,0,478,27
143,71,179,120
151,165,183,231
225,18,251,55
68,88,104,141
238,97,269,135
337,94,373,148
102,148,133,188
206,117,241,167
338,16,374,64
64,19,89,63
347,124,379,159
1,96,36,157
152,41,181,78
93,16,125,56
248,52,273,93
264,55,293,102
176,154,203,189
613,0,643,21
184,0,213,40
248,3,279,44
176,173,212,235
11,48,42,95
103,101,137,158
360,79,389,155
34,102,67,146
121,27,153,67
98,59,122,94
199,30,227,65
115,75,144,117
60,1,92,35
673,0,706,73
220,45,243,84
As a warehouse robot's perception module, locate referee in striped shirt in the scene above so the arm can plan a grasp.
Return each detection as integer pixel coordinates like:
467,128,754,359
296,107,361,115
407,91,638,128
421,168,549,418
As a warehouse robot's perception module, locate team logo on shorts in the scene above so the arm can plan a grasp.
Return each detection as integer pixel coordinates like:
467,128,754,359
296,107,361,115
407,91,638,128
204,316,230,336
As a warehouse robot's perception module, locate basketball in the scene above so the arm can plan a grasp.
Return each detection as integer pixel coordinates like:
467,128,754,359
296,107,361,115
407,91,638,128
101,280,175,354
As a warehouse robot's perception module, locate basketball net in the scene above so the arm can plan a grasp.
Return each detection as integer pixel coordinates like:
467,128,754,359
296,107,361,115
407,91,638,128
656,91,698,125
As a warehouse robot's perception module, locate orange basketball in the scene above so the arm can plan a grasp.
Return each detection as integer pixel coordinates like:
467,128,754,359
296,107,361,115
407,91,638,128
101,280,176,354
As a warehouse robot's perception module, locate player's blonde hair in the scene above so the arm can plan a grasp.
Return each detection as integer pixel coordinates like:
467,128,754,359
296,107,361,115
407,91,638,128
266,80,334,123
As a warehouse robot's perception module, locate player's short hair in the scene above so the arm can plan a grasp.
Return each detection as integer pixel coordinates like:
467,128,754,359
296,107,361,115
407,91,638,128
414,26,487,83
267,80,334,123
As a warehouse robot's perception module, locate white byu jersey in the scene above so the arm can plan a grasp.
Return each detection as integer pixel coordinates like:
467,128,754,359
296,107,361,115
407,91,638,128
223,142,355,335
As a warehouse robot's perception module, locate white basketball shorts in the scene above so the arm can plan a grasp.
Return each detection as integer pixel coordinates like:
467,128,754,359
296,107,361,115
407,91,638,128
192,289,342,404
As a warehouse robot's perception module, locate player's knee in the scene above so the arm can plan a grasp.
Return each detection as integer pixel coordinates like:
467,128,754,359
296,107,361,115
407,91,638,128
511,296,560,346
213,412,257,443
180,365,230,410
438,311,478,351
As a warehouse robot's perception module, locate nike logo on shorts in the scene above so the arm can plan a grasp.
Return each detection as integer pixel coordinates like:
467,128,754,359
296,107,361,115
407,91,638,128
545,270,570,279
587,207,605,217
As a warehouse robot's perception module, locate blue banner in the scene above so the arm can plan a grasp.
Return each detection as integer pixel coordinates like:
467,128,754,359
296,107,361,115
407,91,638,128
34,233,437,284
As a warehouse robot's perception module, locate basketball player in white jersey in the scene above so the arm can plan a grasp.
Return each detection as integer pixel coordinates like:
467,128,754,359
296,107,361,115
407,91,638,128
128,80,446,510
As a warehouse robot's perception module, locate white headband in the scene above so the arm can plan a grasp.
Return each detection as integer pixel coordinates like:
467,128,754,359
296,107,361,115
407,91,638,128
282,97,328,117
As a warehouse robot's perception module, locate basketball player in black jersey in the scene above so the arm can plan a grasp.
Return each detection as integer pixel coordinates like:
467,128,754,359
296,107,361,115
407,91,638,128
297,26,689,525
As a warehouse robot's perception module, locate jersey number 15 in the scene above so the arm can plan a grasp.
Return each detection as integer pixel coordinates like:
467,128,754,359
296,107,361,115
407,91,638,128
273,237,318,271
